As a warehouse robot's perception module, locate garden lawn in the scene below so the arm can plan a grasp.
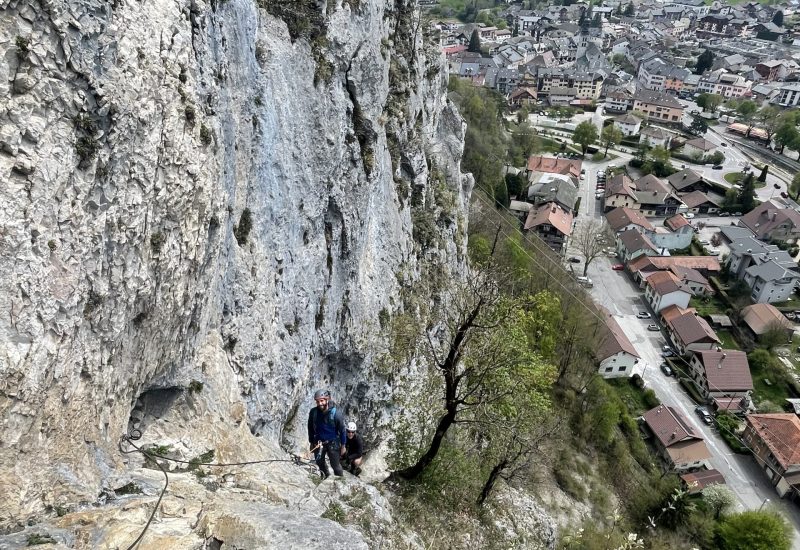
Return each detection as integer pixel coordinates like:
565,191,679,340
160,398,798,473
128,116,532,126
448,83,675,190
750,359,793,409
716,330,740,350
689,296,729,317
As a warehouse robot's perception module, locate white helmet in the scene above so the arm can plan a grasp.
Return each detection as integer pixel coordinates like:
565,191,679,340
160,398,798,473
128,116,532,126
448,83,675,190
346,422,357,432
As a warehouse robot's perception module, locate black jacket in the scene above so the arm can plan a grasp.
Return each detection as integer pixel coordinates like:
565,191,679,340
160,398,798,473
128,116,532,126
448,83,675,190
345,433,364,460
307,402,346,446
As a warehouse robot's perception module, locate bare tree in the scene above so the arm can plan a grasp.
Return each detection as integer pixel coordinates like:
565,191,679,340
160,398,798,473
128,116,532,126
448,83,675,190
572,219,609,276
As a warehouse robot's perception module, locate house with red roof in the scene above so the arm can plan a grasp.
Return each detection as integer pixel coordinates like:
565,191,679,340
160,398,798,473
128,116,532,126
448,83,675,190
597,308,641,378
605,207,654,234
525,155,582,181
743,414,800,499
645,271,691,312
665,311,721,355
523,202,573,254
642,405,711,471
688,349,753,402
603,174,639,213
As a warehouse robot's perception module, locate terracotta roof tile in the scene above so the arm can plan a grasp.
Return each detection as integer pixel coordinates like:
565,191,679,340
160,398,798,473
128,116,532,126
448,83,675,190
746,414,800,469
695,350,753,392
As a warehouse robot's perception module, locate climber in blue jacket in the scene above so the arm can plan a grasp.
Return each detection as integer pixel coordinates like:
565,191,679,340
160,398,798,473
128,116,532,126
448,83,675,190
307,389,347,479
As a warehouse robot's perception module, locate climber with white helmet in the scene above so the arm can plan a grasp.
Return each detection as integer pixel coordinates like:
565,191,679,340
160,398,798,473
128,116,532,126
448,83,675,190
343,421,364,476
307,389,347,479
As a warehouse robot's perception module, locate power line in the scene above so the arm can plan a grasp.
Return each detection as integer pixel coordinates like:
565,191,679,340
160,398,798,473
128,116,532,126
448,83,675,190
471,162,800,480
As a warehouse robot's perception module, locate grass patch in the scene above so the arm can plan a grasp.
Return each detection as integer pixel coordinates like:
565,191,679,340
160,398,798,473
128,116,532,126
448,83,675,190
750,361,793,410
724,172,742,184
773,297,800,310
607,377,660,416
716,330,740,350
321,502,346,524
677,374,705,404
715,413,749,454
26,534,56,546
690,296,729,317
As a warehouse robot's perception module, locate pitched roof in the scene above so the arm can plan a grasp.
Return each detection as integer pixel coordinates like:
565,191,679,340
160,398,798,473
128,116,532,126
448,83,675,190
526,155,582,178
740,303,793,335
605,206,654,232
641,125,669,139
643,405,711,464
746,414,800,470
524,202,574,236
669,265,709,286
680,191,720,209
605,174,638,200
681,469,725,493
633,89,683,109
740,202,800,240
661,304,696,324
718,225,754,242
647,270,689,296
668,312,721,346
597,309,641,361
667,168,704,191
629,255,722,273
684,137,717,152
619,228,657,254
694,350,753,392
745,259,799,284
665,215,690,231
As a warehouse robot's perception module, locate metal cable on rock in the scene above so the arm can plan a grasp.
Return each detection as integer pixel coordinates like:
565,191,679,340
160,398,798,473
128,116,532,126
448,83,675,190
118,428,321,549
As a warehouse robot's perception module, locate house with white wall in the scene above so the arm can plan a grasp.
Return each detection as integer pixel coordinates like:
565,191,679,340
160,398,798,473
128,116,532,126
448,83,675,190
597,308,641,378
645,271,692,312
666,311,721,355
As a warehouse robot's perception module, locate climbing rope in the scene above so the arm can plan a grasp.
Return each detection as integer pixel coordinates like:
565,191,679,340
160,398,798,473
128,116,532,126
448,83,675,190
118,428,321,549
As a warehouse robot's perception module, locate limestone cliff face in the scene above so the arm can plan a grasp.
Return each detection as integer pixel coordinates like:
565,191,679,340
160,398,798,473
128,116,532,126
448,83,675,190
0,0,471,530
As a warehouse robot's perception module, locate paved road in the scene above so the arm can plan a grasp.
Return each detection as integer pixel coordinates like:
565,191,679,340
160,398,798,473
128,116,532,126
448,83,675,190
565,164,800,548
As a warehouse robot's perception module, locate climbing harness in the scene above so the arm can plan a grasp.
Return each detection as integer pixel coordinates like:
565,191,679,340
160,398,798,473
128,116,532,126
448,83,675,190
118,428,321,549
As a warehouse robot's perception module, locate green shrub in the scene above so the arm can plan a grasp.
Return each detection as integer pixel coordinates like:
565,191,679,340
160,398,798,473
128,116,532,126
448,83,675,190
75,136,99,163
150,232,165,254
184,105,196,125
643,388,660,408
26,534,55,546
16,35,30,55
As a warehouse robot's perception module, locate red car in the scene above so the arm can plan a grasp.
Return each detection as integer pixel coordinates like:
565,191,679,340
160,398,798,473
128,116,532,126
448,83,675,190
612,264,624,271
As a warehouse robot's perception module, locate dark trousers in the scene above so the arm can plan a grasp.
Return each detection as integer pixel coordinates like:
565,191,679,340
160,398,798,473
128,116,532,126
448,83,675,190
315,440,343,477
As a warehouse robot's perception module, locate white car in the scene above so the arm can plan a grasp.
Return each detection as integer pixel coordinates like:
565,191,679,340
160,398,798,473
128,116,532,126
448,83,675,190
636,311,651,319
682,212,695,219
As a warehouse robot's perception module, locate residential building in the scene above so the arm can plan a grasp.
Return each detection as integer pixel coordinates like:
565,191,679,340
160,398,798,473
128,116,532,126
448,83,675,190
531,67,604,100
680,469,726,494
638,58,690,93
740,303,794,342
688,349,753,401
597,308,642,378
604,174,640,213
606,91,633,114
683,138,718,158
605,207,655,234
739,202,800,244
774,83,800,108
527,173,578,213
696,70,751,99
727,236,799,303
755,60,791,82
614,114,642,137
642,405,711,471
629,256,722,287
509,87,538,106
696,14,748,39
666,311,721,355
742,414,800,499
645,271,692,312
667,168,706,194
647,214,693,250
632,90,684,123
525,155,582,181
523,202,574,254
668,264,713,296
639,126,672,149
618,228,660,263
680,191,721,215
633,174,682,217
667,0,709,16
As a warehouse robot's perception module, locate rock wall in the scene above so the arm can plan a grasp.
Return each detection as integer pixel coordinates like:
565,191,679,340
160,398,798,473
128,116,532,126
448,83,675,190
0,0,471,528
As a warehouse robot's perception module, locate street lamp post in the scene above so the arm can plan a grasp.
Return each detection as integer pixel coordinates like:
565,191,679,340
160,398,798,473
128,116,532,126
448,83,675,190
758,497,770,512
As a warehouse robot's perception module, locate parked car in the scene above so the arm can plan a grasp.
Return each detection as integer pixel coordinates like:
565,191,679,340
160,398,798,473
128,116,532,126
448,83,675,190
695,406,713,425
682,212,695,219
660,363,673,376
712,165,723,170
721,142,728,147
661,344,673,352
733,211,741,216
647,324,660,331
719,212,730,217
774,183,782,189
576,276,593,287
612,264,624,271
781,191,789,199
637,311,651,319
698,239,710,245
568,256,581,263
662,350,675,358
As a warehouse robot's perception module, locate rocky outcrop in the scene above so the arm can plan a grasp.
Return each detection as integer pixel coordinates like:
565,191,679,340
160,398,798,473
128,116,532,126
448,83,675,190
0,0,475,532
